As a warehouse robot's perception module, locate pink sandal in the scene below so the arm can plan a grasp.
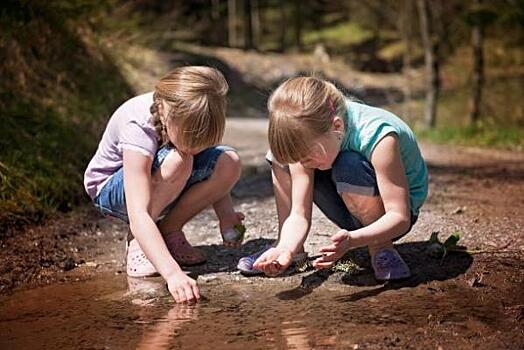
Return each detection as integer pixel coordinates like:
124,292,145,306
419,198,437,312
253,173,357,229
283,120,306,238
164,231,207,266
126,239,159,278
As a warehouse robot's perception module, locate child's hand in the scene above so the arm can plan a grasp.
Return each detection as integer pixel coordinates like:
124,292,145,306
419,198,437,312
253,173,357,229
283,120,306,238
313,229,352,269
253,247,292,276
166,271,200,304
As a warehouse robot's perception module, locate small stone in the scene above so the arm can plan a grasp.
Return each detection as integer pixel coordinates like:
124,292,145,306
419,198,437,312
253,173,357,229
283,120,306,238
62,258,76,271
452,206,466,215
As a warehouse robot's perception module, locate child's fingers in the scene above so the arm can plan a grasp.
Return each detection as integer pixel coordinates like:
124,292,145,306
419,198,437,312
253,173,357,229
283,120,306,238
172,289,181,303
266,262,282,276
319,244,338,253
253,255,272,269
313,253,337,265
312,260,334,269
254,259,273,271
174,289,184,303
183,286,196,304
236,212,245,220
192,284,201,301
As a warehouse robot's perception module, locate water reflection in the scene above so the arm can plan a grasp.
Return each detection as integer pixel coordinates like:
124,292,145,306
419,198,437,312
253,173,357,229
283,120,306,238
281,320,311,349
127,276,199,350
136,304,199,350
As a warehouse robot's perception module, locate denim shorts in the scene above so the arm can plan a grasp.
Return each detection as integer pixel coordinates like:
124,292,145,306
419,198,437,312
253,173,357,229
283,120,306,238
93,144,236,223
267,150,417,239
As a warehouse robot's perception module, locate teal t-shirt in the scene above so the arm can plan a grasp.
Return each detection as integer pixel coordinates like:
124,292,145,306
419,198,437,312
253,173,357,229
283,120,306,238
341,100,428,215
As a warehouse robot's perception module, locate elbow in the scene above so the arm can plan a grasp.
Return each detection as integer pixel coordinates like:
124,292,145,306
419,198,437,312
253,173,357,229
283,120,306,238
399,214,411,234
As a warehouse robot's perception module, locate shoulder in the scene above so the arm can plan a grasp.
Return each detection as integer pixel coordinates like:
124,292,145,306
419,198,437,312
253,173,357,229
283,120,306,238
370,133,400,168
117,92,153,112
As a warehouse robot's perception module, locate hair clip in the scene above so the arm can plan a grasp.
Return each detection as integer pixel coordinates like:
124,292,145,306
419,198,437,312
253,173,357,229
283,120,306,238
327,97,336,115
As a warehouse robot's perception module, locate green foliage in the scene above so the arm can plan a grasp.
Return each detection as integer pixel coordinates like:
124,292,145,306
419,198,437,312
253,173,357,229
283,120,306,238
427,231,463,265
232,224,246,241
0,0,130,234
304,22,373,48
416,125,524,150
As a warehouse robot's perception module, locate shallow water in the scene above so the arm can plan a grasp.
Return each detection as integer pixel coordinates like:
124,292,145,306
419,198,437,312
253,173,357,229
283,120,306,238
0,272,517,349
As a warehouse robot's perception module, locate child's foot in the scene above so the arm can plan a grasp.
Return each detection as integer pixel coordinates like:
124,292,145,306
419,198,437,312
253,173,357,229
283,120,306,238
126,239,159,278
164,230,207,266
371,248,411,281
220,212,245,248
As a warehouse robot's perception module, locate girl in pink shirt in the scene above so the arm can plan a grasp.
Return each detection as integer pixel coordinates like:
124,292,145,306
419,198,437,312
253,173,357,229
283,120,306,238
84,66,244,303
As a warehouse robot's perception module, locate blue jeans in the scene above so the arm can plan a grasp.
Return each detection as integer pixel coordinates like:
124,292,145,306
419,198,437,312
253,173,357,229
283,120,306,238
269,150,417,239
93,144,236,223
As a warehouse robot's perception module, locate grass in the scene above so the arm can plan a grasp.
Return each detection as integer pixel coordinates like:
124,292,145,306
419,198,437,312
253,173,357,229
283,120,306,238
416,125,523,150
388,38,523,150
0,5,132,235
303,22,373,49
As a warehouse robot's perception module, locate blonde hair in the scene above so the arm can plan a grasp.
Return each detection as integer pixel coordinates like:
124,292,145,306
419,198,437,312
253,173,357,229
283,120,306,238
150,66,228,149
268,76,346,164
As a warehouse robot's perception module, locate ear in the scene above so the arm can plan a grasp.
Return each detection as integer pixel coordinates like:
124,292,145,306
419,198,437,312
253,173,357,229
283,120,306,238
332,116,345,132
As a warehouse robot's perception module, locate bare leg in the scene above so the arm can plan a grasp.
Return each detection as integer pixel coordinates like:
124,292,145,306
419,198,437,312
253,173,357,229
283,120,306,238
148,151,194,222
213,194,243,233
339,192,392,256
157,150,242,234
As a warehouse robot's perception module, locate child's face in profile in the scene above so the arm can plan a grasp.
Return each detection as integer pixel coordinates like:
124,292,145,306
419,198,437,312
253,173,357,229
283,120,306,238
299,117,344,170
299,134,338,170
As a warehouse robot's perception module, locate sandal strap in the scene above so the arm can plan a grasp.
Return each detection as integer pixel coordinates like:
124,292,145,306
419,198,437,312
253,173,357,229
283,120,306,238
163,230,207,265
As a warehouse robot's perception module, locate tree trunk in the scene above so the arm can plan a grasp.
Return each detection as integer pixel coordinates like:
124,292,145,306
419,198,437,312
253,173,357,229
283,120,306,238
279,2,287,52
470,0,484,124
211,0,220,20
401,0,413,120
228,0,238,47
243,0,253,50
417,0,439,128
211,0,221,45
293,0,302,51
251,0,260,49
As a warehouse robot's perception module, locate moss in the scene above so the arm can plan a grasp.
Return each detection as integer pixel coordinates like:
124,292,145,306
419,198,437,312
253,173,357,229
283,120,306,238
0,2,131,234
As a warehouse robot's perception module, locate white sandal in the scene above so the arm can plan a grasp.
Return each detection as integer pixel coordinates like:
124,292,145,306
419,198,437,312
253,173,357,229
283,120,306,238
126,239,159,278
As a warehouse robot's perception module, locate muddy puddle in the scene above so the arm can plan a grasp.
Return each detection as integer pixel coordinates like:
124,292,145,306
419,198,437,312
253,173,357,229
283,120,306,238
1,267,522,350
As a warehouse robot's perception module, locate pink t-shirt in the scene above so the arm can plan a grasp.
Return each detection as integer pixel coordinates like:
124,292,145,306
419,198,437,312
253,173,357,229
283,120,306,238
84,92,159,199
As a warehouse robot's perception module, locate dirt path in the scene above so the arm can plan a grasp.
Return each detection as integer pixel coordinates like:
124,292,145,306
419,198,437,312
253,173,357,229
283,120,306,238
1,118,523,349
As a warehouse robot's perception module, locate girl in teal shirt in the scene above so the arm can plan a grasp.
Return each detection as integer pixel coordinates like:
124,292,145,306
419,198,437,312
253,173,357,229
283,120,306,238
238,76,428,280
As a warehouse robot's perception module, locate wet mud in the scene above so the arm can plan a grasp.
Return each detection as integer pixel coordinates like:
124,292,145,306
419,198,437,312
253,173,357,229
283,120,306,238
1,251,523,350
1,134,524,349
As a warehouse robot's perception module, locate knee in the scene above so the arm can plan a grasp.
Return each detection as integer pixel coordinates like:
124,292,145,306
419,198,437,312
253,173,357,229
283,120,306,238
154,150,193,184
332,151,377,194
214,150,241,183
332,151,368,177
271,162,290,186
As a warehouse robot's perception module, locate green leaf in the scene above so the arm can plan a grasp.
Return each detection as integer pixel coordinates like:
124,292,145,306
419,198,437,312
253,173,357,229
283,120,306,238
444,232,461,249
429,231,441,244
233,223,246,237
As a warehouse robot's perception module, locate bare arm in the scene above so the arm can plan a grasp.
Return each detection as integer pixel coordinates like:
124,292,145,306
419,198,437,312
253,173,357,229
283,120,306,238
254,163,314,274
276,163,315,254
314,134,411,268
348,134,411,246
123,149,199,302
